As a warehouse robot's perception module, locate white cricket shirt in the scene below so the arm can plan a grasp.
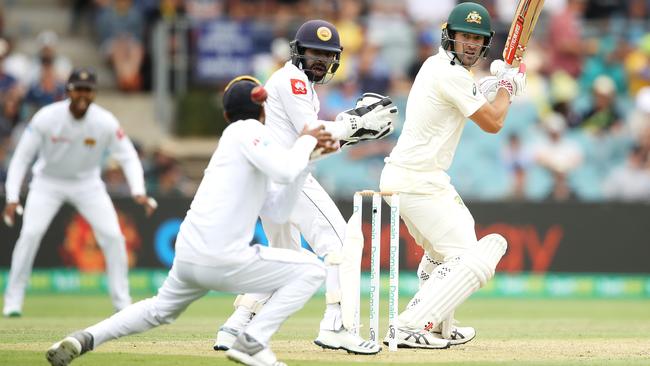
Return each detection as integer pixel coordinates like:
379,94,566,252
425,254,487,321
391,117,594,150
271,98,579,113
386,47,486,172
264,61,322,147
174,119,317,266
5,99,145,202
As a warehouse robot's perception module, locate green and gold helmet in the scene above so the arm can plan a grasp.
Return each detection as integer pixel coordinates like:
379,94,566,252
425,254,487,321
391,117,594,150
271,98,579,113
441,2,494,60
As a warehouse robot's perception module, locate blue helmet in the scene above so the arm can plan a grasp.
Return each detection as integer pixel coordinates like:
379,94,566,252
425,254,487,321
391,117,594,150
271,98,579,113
290,19,343,83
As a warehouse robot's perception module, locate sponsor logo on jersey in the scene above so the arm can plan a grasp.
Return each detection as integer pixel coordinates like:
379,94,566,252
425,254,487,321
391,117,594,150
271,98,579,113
466,11,482,24
473,84,477,96
50,136,70,143
290,79,307,95
317,26,332,41
84,137,96,147
252,137,260,146
116,127,125,140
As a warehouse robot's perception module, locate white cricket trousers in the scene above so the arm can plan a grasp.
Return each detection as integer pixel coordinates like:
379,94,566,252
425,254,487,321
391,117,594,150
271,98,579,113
260,174,346,330
380,164,478,261
85,245,326,347
3,177,130,314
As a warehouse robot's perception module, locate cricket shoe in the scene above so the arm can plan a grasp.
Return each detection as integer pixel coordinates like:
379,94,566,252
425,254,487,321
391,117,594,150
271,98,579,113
214,326,239,351
425,321,476,346
313,327,381,355
225,332,286,366
383,326,450,349
3,310,21,318
46,331,94,366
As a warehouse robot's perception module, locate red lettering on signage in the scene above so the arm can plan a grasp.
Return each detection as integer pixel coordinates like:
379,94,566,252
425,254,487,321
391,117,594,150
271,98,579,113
358,220,563,273
477,223,563,273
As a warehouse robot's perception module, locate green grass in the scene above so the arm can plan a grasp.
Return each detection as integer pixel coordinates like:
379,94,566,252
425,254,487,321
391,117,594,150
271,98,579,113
1,294,649,365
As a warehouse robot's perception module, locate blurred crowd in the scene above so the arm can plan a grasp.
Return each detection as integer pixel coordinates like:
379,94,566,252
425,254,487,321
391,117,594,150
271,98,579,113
1,0,650,202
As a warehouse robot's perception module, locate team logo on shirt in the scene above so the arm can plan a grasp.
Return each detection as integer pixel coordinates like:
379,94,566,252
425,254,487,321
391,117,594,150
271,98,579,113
84,137,96,147
473,84,477,96
116,127,125,140
290,79,307,95
466,11,482,24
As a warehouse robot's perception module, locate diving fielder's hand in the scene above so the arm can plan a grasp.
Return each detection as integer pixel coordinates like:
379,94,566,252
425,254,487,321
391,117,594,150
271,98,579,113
3,202,23,227
301,125,339,160
134,195,157,217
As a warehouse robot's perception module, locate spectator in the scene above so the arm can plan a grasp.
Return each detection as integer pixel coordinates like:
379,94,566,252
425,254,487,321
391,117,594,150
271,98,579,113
628,86,650,137
102,159,131,197
602,144,650,202
28,31,73,85
502,134,533,201
624,33,650,96
577,75,624,133
546,171,579,202
23,51,67,119
545,0,597,78
0,38,22,138
533,113,584,190
366,1,416,76
355,43,391,95
96,0,145,91
332,0,365,82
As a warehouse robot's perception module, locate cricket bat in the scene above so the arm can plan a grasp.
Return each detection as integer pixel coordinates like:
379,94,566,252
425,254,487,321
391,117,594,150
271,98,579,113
502,0,545,67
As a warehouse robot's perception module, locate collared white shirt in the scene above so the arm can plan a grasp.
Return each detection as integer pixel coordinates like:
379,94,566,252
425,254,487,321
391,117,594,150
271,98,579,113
386,47,486,172
5,99,145,202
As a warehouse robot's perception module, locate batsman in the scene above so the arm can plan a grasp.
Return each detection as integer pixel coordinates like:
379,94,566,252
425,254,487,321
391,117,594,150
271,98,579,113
379,2,526,348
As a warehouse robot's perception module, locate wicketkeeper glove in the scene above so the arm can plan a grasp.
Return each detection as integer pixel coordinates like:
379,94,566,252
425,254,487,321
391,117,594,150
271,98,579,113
337,93,398,145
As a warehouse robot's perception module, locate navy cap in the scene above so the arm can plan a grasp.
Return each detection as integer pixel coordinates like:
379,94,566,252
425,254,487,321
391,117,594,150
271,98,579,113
67,67,97,90
223,75,263,121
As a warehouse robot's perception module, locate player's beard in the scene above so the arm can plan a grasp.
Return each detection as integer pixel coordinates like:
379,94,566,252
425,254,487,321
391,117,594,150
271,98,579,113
306,61,327,82
70,98,92,118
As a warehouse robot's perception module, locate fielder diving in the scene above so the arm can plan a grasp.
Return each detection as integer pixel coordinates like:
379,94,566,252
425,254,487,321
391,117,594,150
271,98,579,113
214,19,399,355
46,76,338,366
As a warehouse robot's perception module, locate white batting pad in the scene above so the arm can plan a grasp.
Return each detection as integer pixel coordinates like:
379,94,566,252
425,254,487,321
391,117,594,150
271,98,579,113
339,211,364,332
399,234,507,329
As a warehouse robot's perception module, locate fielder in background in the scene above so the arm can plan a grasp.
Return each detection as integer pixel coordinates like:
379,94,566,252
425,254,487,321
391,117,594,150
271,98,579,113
46,76,335,366
214,19,398,355
379,2,525,348
2,67,157,318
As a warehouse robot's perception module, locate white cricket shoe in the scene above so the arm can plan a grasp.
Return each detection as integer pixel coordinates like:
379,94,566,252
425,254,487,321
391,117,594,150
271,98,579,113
214,326,240,351
427,324,476,346
225,332,286,366
46,331,93,366
314,328,381,355
383,326,450,349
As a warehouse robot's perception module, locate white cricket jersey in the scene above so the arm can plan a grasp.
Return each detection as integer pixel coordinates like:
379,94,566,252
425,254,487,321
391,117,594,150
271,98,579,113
264,61,322,148
5,99,145,202
174,119,317,266
386,47,486,172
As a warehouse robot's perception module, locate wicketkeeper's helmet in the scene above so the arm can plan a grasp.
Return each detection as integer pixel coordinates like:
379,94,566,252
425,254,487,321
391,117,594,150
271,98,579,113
441,2,494,59
290,19,343,83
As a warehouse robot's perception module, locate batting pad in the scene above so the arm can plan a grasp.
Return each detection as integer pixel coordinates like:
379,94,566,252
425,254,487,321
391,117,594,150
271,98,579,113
399,234,507,329
339,211,364,331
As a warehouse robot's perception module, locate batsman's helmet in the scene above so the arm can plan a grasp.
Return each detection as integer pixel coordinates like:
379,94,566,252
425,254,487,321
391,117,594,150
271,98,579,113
222,75,263,123
290,19,343,83
441,2,494,59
